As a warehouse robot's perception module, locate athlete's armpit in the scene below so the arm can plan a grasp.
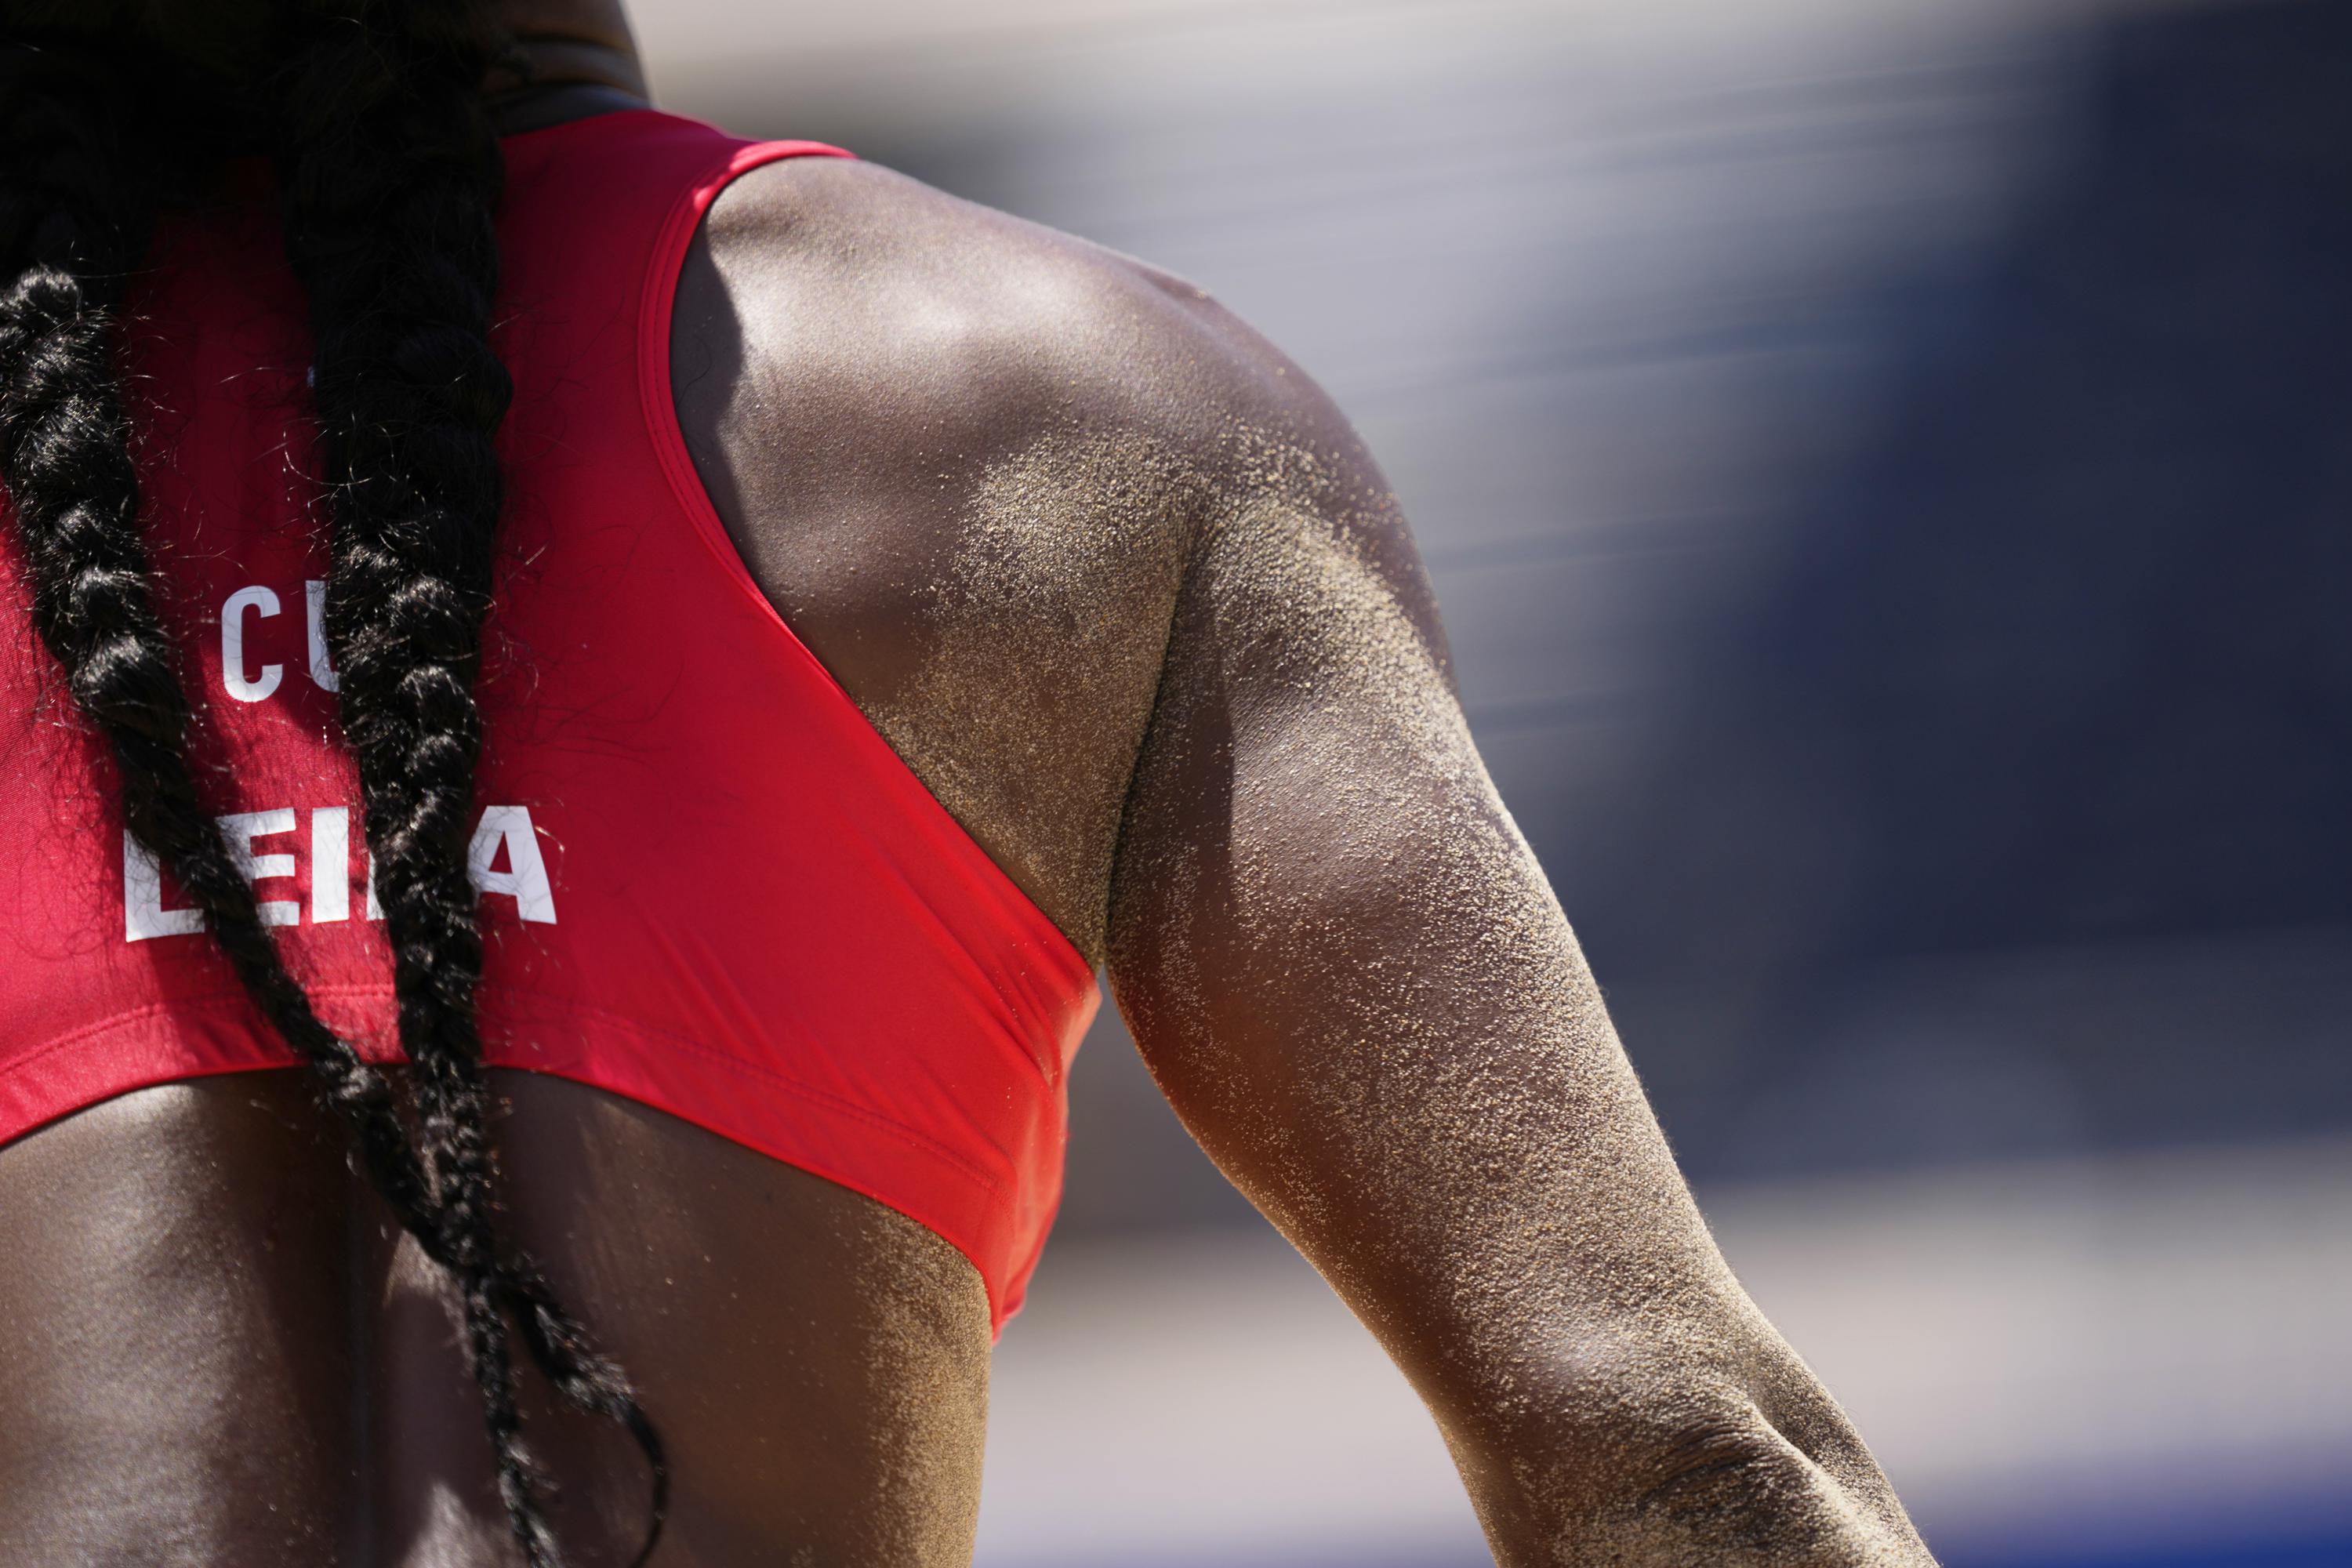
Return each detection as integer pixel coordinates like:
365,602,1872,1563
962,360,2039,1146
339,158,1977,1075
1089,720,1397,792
1102,332,1934,1566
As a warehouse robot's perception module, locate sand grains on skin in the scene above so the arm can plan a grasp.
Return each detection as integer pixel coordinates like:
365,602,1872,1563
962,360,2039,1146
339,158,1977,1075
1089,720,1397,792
860,430,1200,965
848,1203,995,1567
1102,419,1933,1566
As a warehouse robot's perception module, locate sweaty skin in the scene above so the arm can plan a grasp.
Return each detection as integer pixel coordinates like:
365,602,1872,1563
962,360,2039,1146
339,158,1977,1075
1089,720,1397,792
0,5,1938,1566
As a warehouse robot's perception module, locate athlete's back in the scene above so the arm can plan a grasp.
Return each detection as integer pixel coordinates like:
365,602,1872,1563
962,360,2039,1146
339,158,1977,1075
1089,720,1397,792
0,99,1259,1566
0,15,1940,1568
0,107,1058,1567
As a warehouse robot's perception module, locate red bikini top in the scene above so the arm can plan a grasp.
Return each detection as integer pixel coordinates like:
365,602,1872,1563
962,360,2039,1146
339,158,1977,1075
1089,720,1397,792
0,109,1098,1329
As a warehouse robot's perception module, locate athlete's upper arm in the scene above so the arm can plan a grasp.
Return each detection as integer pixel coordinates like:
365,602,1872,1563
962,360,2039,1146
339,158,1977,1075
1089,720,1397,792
1102,326,1711,1395
1102,311,1931,1564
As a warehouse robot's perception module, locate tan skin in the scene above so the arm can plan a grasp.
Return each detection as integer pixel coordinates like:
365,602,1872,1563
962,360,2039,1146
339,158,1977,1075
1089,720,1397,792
0,5,1936,1566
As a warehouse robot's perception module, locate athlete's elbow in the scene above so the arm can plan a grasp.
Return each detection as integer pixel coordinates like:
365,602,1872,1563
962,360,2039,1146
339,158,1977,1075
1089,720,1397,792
1441,1352,1935,1567
1587,1409,1929,1566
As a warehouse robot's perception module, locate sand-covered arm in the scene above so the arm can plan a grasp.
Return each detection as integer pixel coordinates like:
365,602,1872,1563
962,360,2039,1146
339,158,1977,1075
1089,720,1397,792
1102,316,1936,1567
685,152,1930,1555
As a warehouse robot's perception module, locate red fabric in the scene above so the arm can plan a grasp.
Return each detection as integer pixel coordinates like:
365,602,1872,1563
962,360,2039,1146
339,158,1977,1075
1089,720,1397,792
0,111,1097,1330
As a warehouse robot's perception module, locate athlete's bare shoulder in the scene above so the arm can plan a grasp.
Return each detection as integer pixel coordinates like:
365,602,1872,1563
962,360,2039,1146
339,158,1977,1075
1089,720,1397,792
671,152,1432,960
686,154,1292,458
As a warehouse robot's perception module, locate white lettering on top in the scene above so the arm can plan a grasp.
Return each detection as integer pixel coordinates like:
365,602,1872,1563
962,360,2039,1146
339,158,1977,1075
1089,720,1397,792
468,805,559,926
215,581,341,702
124,833,203,942
220,585,283,703
304,580,339,693
122,804,557,941
218,808,299,927
310,806,351,924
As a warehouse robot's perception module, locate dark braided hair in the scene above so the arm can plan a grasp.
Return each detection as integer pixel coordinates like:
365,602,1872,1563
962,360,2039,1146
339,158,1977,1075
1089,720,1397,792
0,6,662,1563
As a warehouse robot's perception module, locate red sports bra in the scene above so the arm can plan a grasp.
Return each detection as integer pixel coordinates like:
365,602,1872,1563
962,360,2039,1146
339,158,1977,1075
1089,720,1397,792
0,110,1098,1329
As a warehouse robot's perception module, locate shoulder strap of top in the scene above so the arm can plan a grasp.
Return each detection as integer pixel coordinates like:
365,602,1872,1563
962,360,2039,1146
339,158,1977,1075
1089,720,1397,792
492,109,851,648
633,124,854,594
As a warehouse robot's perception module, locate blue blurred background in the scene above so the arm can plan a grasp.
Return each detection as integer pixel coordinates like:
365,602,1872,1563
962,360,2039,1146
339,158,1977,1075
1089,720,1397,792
639,1,2352,1563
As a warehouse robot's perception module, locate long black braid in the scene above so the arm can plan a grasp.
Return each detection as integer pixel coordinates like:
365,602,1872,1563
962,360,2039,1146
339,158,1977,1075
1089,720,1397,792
0,9,662,1564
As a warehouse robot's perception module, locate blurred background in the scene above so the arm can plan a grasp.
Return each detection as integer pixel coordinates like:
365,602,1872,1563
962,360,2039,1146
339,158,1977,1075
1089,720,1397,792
637,1,2351,1563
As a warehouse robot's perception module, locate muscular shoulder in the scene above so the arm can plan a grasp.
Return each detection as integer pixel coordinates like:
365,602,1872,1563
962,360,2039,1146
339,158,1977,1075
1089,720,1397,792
687,154,1340,495
670,155,1436,963
670,158,1294,960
